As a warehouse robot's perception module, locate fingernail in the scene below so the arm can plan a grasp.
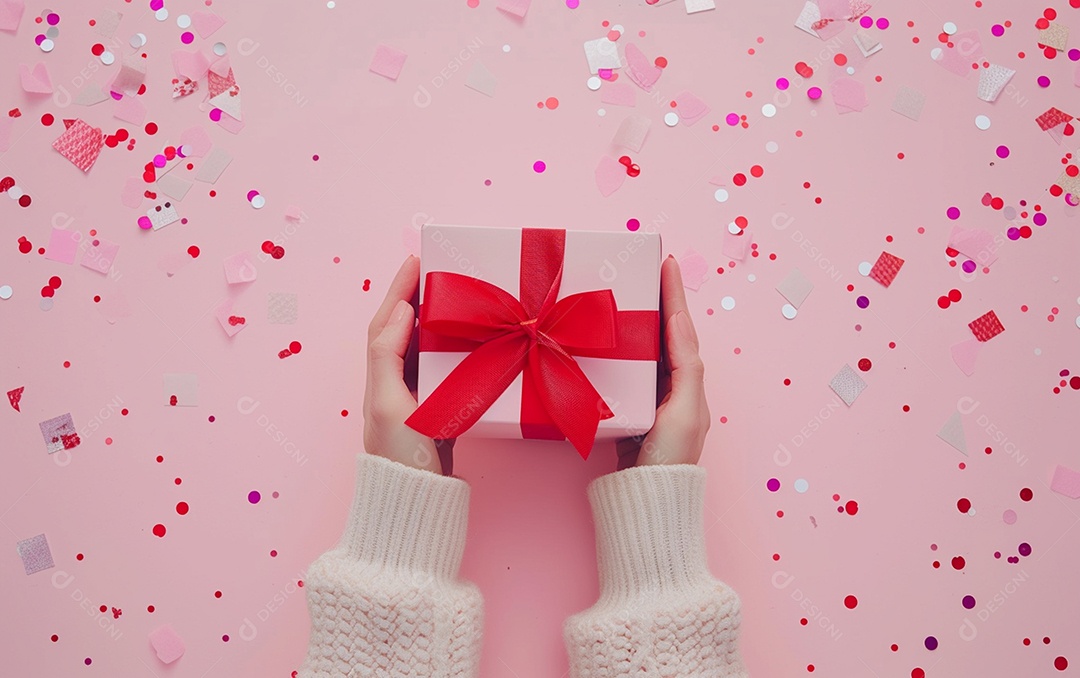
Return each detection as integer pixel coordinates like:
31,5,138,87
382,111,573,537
674,310,695,343
666,254,675,260
393,299,410,322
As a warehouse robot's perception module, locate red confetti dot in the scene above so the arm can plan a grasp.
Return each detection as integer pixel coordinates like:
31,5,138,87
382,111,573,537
952,556,966,570
1055,657,1068,670
49,276,62,289
145,122,158,135
176,502,189,515
214,590,222,598
18,194,31,207
147,605,155,613
1020,487,1033,501
41,113,54,126
957,497,971,513
857,358,872,371
655,56,668,68
844,595,858,609
733,173,747,186
261,240,275,253
750,165,764,178
152,524,166,538
948,288,962,302
845,500,859,515
41,286,54,298
187,245,200,258
51,634,58,642
91,43,104,56
912,669,925,678
341,409,349,417
76,553,83,561
289,341,302,354
271,245,285,259
937,296,951,309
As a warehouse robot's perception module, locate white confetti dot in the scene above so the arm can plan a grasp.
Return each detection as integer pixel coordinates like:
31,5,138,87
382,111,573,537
943,21,958,35
1076,315,1080,329
1035,348,1042,355
747,273,757,283
155,8,169,21
858,261,872,276
8,185,23,200
213,42,227,57
781,303,798,319
846,66,855,75
0,285,12,300
967,508,976,516
129,33,146,48
721,296,736,311
930,47,943,61
39,38,54,52
727,221,741,234
597,108,606,117
612,24,624,33
975,115,991,130
501,45,510,53
100,51,115,65
794,478,809,493
327,0,335,7
765,141,779,153
587,76,602,91
663,112,679,127
761,103,777,118
715,188,730,203
176,14,191,29
251,195,266,209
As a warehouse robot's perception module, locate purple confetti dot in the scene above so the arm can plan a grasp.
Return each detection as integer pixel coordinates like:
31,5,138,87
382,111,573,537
726,112,740,126
1007,227,1020,240
996,145,1010,159
209,108,222,122
856,295,869,309
248,491,261,504
946,206,961,220
991,24,1005,37
767,478,781,492
246,190,260,201
876,17,889,29
807,86,822,100
110,90,123,101
1070,49,1080,61
776,77,790,91
47,12,60,25
962,595,976,609
925,636,938,651
566,0,579,7
533,160,546,173
1037,76,1050,88
150,0,164,10
1018,542,1031,557
962,260,976,273
85,658,92,666
1033,212,1047,226
34,33,45,45
859,16,872,28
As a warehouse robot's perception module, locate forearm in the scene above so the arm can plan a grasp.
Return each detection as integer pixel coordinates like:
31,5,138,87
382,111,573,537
298,452,483,677
564,464,747,677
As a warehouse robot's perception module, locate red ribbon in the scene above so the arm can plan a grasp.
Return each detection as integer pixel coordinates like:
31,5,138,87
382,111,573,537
405,228,659,459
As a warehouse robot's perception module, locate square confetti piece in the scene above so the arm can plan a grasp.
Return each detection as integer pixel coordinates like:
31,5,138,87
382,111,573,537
497,0,531,17
685,0,715,13
968,310,1004,342
868,251,904,288
111,55,147,96
194,147,232,183
672,91,710,126
369,44,407,81
464,61,497,97
16,534,54,575
1050,465,1080,499
157,173,193,201
267,293,298,324
584,38,622,74
937,411,968,455
977,64,1015,102
776,268,814,308
75,84,109,107
853,28,882,57
113,95,146,125
80,237,120,275
43,227,80,265
612,114,651,152
721,230,750,261
147,202,181,231
830,77,868,113
39,413,80,454
223,251,257,284
192,10,225,38
829,364,867,406
163,373,198,407
1038,23,1069,51
52,119,104,173
0,0,25,32
148,624,186,664
93,8,121,38
794,1,823,37
214,297,246,338
891,86,925,122
600,82,636,107
1036,107,1072,132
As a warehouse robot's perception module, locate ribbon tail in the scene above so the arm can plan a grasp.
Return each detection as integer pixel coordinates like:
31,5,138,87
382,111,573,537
533,345,614,460
406,334,529,440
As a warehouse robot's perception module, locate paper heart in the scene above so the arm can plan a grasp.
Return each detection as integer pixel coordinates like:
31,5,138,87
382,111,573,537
624,44,662,91
8,108,20,118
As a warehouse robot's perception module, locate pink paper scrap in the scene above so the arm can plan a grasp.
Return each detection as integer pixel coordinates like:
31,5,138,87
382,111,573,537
594,155,626,197
44,228,80,264
1050,465,1080,499
369,44,407,81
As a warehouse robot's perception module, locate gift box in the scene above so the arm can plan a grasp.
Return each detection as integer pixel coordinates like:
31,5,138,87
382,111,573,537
405,224,661,459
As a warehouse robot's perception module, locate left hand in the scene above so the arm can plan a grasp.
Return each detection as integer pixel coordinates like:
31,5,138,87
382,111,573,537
363,255,456,476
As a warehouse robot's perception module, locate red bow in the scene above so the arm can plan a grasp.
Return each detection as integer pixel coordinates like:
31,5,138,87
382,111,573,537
405,228,658,459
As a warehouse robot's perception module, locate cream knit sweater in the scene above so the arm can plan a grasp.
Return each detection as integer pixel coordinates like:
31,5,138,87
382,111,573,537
298,452,748,677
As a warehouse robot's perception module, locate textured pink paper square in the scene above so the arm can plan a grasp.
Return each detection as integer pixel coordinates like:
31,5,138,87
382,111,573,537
369,44,407,80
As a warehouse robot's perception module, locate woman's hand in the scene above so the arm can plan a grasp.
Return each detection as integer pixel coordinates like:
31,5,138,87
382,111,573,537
364,255,455,476
615,255,710,471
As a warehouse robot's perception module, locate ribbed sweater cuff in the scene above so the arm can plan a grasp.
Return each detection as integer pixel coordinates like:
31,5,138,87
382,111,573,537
336,452,470,580
588,464,712,604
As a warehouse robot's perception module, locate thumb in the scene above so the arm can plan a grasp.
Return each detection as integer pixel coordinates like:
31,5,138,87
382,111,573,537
666,310,705,407
369,299,414,386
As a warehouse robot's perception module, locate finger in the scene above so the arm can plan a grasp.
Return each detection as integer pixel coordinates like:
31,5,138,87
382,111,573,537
659,256,698,349
665,310,706,410
369,299,415,390
369,256,421,344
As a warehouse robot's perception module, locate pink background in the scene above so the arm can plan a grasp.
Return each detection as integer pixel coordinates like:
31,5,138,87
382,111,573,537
3,0,1079,676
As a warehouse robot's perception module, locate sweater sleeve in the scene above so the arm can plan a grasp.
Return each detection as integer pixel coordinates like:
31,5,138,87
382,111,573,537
298,452,483,678
564,464,748,678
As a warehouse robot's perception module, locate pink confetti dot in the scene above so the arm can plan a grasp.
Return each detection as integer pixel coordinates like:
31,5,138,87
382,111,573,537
767,478,780,492
626,218,640,231
153,154,167,168
775,77,789,90
996,145,1010,158
807,87,822,100
532,160,546,173
946,206,961,220
1003,509,1017,524
150,0,164,10
1069,49,1080,61
725,112,740,126
467,0,479,6
1037,75,1050,88
209,108,222,122
859,16,872,28
991,24,1005,37
876,17,889,29
138,216,153,230
46,12,60,25
246,190,260,201
181,31,194,44
566,0,579,7
248,491,261,504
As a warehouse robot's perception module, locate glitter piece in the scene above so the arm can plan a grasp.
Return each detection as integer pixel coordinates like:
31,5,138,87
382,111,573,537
16,534,54,575
39,413,80,454
969,310,1005,342
267,292,298,324
829,364,867,406
868,251,904,288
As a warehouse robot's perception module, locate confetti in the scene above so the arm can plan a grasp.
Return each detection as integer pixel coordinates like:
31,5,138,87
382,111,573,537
684,0,715,14
868,251,904,288
369,44,408,81
969,310,1005,342
18,62,52,93
267,292,298,324
937,411,968,455
52,119,104,173
194,147,233,183
891,86,926,121
829,364,867,406
612,114,651,152
7,386,23,411
148,624,186,664
214,297,247,337
594,155,626,197
43,228,80,264
599,82,636,107
0,0,25,32
146,202,181,231
464,61,497,97
1038,23,1069,52
776,268,814,308
16,533,54,575
111,55,147,96
977,64,1015,102
624,44,662,91
583,37,622,74
679,249,709,291
163,373,198,407
191,10,225,38
223,252,258,284
157,173,193,201
950,339,980,376
80,237,120,275
1049,465,1080,499
853,28,882,57
831,77,869,113
39,413,80,454
672,91,710,125
496,0,531,17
